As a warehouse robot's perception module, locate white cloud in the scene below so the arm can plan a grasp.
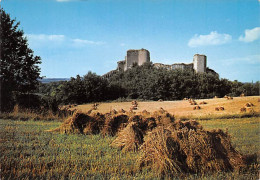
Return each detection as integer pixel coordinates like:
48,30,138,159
120,43,126,47
25,34,65,48
72,38,105,46
26,34,65,42
188,31,232,47
239,27,260,43
25,34,105,48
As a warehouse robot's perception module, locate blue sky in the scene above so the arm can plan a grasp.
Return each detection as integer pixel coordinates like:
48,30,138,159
2,0,260,82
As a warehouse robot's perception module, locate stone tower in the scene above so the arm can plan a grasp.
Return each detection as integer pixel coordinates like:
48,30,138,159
124,49,150,71
193,54,207,73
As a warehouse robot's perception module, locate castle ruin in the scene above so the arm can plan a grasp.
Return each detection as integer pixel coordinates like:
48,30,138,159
193,54,207,73
117,49,150,71
103,49,207,78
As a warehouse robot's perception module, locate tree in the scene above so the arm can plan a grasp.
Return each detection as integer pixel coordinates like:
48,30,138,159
0,9,41,111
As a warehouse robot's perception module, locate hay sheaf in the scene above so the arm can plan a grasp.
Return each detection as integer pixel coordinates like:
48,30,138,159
138,120,246,176
48,110,247,176
49,110,172,137
111,122,143,152
101,114,129,136
139,127,186,176
47,111,105,134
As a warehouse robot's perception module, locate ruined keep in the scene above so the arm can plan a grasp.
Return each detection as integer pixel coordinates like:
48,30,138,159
117,49,150,71
193,54,207,73
103,49,207,78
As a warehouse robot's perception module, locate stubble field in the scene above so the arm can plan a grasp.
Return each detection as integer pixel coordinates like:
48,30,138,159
0,96,259,179
72,96,260,119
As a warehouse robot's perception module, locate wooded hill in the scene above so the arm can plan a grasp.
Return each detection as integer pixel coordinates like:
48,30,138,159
38,62,259,105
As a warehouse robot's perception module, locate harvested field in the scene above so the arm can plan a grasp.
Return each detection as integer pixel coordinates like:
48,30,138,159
2,96,259,179
1,115,259,179
71,96,260,119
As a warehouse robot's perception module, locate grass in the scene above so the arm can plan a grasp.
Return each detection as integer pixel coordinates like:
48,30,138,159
0,104,71,122
1,116,259,179
199,117,260,160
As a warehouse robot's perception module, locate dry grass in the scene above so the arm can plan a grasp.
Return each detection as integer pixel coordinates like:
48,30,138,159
71,96,260,119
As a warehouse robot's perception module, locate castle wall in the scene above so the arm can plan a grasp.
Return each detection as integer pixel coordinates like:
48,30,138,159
172,63,186,70
193,54,207,73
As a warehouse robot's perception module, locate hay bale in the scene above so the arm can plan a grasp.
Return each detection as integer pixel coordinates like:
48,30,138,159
190,101,197,105
110,109,118,114
130,106,137,111
240,107,246,112
92,103,98,110
215,106,224,111
245,102,254,107
141,110,150,116
132,100,138,106
111,122,144,152
199,101,207,105
152,111,174,127
142,117,157,133
159,107,167,114
83,113,105,135
48,111,98,134
193,105,200,110
118,109,126,113
128,115,157,134
188,99,196,104
227,96,233,100
139,127,186,176
101,114,129,136
87,109,92,115
129,115,142,123
138,120,246,176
